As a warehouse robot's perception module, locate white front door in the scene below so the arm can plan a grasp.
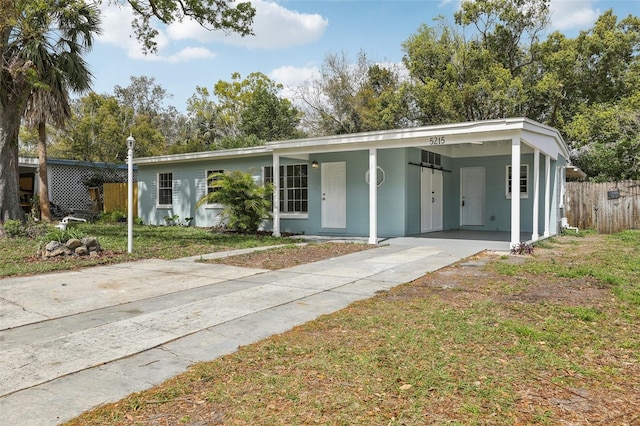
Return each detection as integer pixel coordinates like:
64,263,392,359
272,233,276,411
461,167,485,226
421,168,443,232
321,162,346,229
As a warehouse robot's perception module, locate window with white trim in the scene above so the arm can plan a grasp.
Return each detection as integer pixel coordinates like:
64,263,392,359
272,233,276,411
264,164,308,213
205,169,224,205
157,172,173,206
506,164,528,199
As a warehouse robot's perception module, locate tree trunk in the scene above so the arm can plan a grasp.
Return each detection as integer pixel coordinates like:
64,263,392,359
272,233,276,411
0,101,25,223
38,121,52,222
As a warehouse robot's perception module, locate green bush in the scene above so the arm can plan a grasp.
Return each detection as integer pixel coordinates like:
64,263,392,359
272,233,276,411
43,227,84,244
3,219,25,238
99,210,126,224
196,170,273,233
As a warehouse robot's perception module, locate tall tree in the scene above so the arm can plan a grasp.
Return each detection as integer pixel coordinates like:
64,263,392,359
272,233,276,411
1,0,255,222
113,75,183,152
297,50,375,135
183,72,301,151
21,1,99,222
49,93,166,161
239,85,302,141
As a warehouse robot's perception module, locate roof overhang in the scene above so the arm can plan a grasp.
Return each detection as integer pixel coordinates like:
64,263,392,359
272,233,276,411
566,166,587,180
133,118,570,166
269,118,570,161
134,146,270,165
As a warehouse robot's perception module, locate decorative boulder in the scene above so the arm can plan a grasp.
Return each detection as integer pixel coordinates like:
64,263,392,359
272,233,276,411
66,238,83,250
40,236,102,259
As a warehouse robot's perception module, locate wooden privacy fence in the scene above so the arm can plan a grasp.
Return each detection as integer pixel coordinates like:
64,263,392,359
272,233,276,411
103,183,138,218
565,180,640,234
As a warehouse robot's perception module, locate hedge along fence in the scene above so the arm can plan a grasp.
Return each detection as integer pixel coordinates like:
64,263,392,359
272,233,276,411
565,180,640,234
103,183,138,218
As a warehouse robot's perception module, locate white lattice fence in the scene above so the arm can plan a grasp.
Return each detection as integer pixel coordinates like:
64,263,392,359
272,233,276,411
49,163,135,211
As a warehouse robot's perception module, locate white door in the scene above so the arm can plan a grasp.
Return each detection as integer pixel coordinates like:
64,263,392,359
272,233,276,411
461,167,485,226
321,162,346,229
421,168,443,232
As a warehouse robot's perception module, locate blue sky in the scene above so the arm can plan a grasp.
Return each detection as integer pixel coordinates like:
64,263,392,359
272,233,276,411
86,0,639,112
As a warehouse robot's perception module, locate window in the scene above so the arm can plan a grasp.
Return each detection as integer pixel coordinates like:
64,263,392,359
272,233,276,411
421,149,441,166
264,164,308,214
506,164,528,198
205,169,224,205
157,172,173,206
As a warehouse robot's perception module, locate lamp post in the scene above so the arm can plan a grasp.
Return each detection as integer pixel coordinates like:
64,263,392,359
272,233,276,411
127,134,135,253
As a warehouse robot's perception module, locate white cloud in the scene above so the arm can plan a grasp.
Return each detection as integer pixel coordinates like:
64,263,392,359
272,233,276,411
549,0,600,30
97,1,327,62
270,64,319,87
97,3,215,62
165,47,217,63
269,64,320,102
167,0,328,49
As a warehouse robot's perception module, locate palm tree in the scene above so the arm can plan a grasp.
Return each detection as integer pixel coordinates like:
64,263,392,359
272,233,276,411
23,88,71,222
20,1,100,222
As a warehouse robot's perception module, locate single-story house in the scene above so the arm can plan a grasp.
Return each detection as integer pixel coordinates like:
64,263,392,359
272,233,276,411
135,118,585,248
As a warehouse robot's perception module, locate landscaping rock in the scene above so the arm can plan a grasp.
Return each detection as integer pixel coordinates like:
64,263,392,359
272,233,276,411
45,241,62,252
66,238,83,250
75,246,89,256
40,237,102,259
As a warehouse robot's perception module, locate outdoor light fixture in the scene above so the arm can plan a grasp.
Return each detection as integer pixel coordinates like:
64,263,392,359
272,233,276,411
127,134,135,253
311,160,319,169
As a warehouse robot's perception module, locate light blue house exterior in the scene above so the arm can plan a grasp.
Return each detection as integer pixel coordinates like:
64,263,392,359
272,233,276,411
135,118,576,248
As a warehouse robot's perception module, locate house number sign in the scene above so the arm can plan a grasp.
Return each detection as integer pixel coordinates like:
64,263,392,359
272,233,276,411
429,136,446,145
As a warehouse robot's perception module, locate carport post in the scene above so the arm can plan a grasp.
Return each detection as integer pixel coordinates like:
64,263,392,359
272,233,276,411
532,148,540,241
368,148,378,244
272,153,281,237
510,138,520,249
543,155,551,237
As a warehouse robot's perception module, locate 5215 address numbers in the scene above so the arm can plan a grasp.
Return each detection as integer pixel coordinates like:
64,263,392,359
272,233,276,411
429,136,446,145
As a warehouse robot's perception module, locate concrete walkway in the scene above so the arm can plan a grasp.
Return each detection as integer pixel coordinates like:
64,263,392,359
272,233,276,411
0,237,507,425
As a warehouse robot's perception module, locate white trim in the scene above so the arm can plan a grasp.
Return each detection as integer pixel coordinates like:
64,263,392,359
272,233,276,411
544,155,551,238
510,138,521,248
157,172,173,208
532,149,540,241
280,213,308,220
272,154,280,237
369,149,378,244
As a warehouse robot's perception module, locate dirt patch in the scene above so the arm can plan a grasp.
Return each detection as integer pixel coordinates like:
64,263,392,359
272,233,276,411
206,242,374,270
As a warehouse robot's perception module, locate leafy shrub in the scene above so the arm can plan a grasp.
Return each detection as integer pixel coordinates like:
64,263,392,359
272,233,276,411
3,219,25,238
43,227,84,244
99,210,126,224
196,170,273,233
510,242,534,255
164,214,180,226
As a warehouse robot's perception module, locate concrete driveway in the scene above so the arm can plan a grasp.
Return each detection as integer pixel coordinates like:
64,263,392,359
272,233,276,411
0,237,506,425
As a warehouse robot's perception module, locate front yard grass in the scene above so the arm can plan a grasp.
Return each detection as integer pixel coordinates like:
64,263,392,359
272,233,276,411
0,223,292,277
64,230,640,425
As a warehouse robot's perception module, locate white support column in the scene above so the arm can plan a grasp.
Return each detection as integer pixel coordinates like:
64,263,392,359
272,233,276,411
510,138,521,249
532,148,540,241
272,154,281,237
544,155,551,237
368,148,378,245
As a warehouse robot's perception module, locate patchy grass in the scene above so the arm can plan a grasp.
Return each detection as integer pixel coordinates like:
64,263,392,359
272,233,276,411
0,224,293,277
63,230,640,425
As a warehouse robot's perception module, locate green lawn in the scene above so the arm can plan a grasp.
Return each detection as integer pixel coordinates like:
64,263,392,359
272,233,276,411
0,223,292,277
63,230,640,425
